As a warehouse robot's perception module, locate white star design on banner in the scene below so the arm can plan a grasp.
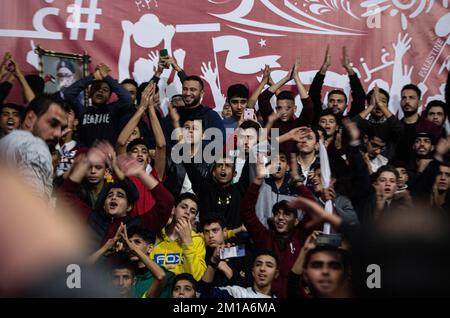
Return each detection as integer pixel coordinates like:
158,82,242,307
258,38,267,47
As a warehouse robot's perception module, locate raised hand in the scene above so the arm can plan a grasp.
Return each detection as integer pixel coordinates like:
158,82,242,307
288,197,332,229
320,45,331,75
435,135,450,162
342,46,354,75
261,64,271,84
117,154,144,177
343,119,360,144
139,81,156,109
255,154,271,181
168,102,180,124
96,63,111,79
87,141,114,164
289,153,304,184
175,218,192,244
103,223,126,255
292,57,301,80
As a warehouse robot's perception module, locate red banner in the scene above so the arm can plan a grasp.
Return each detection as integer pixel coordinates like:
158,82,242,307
1,0,449,116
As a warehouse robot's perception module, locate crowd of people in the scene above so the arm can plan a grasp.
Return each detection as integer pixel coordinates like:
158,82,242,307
0,47,449,298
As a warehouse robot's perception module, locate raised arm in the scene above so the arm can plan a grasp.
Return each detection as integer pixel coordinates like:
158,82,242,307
175,218,207,281
292,57,314,125
342,47,366,118
147,83,167,180
9,58,35,104
310,46,330,123
122,225,166,298
118,155,174,233
59,142,114,221
410,136,450,199
99,64,132,110
116,84,154,154
247,65,270,108
240,158,271,247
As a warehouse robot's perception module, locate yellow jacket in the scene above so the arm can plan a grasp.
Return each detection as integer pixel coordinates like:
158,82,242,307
150,228,206,281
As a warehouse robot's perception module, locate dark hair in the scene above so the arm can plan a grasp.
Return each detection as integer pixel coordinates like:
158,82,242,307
183,75,204,90
362,125,387,142
252,249,279,269
425,100,447,118
328,89,348,104
213,154,236,172
175,192,200,213
310,126,322,144
366,87,390,104
25,74,45,96
304,246,350,274
227,83,249,100
25,94,70,118
0,102,23,112
202,216,226,230
277,90,295,102
111,257,136,276
272,200,297,217
103,178,139,206
172,273,197,294
319,108,337,120
401,84,422,100
126,137,149,153
375,165,399,181
121,78,138,89
390,160,408,170
180,117,205,132
314,124,327,139
90,80,112,98
127,225,155,244
239,120,261,131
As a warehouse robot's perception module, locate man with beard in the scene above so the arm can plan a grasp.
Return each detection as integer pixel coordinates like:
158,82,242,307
310,47,366,124
410,135,450,212
165,76,225,146
395,84,423,162
0,94,69,201
64,63,132,147
406,130,436,182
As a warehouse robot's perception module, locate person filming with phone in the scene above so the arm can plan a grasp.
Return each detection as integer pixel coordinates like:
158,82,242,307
199,216,253,289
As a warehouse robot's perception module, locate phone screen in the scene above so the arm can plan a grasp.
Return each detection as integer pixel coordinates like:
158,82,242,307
244,108,255,120
220,245,246,259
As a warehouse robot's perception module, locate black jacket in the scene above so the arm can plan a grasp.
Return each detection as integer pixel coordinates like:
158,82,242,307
184,160,250,229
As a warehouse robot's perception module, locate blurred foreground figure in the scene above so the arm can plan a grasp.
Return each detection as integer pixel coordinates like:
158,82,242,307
0,166,115,297
351,205,450,297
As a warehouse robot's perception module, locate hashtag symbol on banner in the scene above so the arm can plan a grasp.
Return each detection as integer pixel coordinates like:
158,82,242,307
66,0,102,41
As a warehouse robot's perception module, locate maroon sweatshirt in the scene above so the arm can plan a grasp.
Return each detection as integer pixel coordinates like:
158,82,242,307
258,89,314,155
59,179,174,245
240,182,315,298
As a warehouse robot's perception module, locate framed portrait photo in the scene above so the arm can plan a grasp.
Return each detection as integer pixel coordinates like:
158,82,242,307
35,45,90,104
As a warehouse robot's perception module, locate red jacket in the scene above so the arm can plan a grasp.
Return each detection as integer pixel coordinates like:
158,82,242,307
240,182,315,298
258,90,314,155
59,179,174,246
